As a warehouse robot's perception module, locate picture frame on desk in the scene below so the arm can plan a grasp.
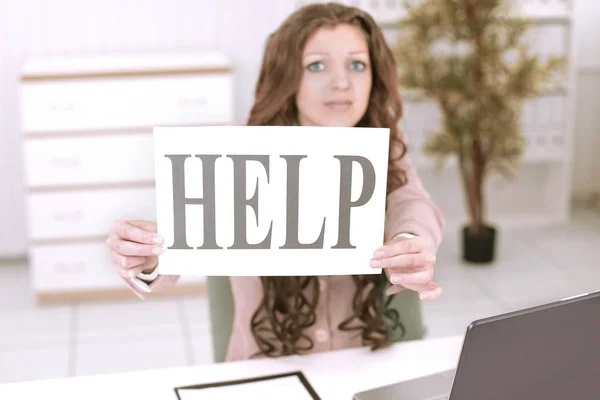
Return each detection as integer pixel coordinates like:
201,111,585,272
173,371,321,400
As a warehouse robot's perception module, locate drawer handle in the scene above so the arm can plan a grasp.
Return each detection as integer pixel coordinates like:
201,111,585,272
178,97,206,107
53,262,86,274
50,157,81,168
52,209,84,222
48,102,76,112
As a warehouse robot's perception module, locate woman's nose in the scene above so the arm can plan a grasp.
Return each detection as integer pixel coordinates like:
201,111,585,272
330,68,350,90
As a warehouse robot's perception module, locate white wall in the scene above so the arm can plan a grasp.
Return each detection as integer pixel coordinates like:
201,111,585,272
572,0,600,201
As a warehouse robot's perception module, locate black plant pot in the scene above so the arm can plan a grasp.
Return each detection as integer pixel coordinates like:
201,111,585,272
462,225,496,264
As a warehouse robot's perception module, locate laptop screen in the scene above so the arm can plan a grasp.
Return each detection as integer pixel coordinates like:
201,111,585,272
449,292,600,399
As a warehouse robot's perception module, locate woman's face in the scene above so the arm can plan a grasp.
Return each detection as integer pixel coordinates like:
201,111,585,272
296,23,372,127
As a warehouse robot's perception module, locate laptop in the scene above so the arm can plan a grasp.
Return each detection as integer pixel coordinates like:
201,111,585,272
354,290,600,400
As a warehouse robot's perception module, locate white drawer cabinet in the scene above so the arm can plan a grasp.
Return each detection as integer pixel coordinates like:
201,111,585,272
30,242,126,292
30,242,205,292
24,133,155,188
19,53,231,302
20,74,233,133
26,187,156,241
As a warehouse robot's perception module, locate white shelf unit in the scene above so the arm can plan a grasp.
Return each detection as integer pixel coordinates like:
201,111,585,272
19,52,235,302
296,0,577,230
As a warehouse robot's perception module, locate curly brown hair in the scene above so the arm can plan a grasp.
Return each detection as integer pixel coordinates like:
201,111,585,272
246,2,408,358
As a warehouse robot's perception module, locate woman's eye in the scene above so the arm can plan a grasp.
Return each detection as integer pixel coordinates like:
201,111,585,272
307,61,325,72
350,60,367,71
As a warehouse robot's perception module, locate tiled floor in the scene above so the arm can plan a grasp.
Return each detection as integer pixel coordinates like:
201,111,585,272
1,206,598,384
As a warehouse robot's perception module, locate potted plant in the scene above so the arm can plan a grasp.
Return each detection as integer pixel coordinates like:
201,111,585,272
393,0,565,263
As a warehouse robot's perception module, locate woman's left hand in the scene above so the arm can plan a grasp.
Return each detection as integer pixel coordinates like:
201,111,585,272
369,235,442,300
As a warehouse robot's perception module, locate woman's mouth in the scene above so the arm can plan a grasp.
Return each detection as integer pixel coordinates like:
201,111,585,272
325,101,352,111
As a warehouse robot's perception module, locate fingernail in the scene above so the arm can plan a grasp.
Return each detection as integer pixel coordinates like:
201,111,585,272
373,250,384,257
152,236,163,244
391,275,402,285
419,292,429,300
152,246,164,255
369,259,380,268
129,270,137,278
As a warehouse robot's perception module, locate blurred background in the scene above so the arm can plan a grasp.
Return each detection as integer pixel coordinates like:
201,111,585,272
0,0,598,384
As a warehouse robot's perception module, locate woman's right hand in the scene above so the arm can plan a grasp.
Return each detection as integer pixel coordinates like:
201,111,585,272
105,220,164,279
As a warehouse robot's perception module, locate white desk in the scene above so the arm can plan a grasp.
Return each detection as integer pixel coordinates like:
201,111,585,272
0,336,464,400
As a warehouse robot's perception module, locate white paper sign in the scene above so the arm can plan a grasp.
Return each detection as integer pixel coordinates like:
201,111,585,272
153,125,389,276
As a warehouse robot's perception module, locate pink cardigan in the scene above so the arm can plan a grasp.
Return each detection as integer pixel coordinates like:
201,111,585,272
121,149,444,361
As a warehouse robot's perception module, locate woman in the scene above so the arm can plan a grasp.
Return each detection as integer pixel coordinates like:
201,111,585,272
105,3,444,362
